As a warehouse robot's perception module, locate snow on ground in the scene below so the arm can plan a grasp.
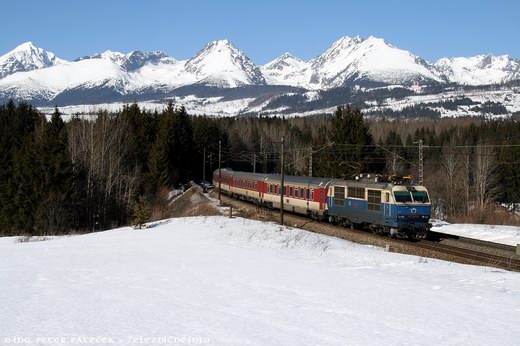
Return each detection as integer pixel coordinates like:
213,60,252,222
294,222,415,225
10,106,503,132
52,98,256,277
365,87,520,118
38,95,252,119
1,216,519,345
432,220,520,247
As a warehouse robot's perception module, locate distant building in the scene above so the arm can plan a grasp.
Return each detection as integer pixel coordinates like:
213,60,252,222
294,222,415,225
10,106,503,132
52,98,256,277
412,80,423,93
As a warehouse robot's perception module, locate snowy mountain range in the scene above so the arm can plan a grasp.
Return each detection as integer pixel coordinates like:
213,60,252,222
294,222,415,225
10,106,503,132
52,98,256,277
0,42,65,79
0,36,519,114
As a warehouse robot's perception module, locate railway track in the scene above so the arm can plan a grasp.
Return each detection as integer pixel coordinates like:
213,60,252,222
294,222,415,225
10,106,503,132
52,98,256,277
216,192,520,272
414,241,520,272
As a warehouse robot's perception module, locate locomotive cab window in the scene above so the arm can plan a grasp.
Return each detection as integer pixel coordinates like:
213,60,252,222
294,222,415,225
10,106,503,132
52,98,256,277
412,190,429,203
394,191,412,203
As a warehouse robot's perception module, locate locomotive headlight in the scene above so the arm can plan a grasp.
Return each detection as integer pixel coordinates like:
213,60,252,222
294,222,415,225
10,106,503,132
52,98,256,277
397,215,406,220
421,215,429,219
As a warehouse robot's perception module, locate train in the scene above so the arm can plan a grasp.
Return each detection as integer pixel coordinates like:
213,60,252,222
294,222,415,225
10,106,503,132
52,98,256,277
213,169,432,239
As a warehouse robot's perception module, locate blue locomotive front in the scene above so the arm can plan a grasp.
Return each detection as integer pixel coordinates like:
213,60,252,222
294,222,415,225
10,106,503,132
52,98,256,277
327,175,431,239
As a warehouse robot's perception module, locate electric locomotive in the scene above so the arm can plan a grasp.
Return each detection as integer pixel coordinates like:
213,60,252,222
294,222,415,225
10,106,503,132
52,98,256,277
213,169,431,239
327,174,431,239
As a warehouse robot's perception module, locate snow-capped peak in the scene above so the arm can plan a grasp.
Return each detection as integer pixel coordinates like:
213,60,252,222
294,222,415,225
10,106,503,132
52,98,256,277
77,49,174,71
94,50,126,61
435,54,520,85
265,52,304,67
12,41,38,53
0,41,66,79
328,35,364,51
308,35,444,88
279,52,301,61
261,52,311,88
184,39,266,87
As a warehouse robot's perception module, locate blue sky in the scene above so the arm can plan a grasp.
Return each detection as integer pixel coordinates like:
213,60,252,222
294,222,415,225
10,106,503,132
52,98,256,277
1,0,518,63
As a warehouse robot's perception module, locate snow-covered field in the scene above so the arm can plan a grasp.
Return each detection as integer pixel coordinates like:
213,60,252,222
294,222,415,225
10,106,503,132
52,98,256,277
38,96,253,119
432,220,520,247
365,87,520,118
1,216,519,345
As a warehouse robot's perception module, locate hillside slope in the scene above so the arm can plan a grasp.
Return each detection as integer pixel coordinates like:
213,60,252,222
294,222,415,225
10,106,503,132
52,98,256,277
1,216,519,345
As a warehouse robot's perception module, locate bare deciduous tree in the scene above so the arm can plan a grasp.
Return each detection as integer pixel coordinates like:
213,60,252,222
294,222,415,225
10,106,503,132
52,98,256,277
473,145,501,214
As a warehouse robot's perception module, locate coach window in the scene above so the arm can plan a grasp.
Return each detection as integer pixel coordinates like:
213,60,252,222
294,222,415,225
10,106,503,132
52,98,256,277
367,189,382,212
289,187,293,197
306,189,310,200
295,187,299,198
334,186,345,206
348,187,365,199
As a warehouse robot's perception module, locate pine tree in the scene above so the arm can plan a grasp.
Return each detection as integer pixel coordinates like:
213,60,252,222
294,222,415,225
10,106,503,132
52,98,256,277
0,101,42,235
317,105,376,178
34,108,75,234
131,196,151,229
166,105,194,186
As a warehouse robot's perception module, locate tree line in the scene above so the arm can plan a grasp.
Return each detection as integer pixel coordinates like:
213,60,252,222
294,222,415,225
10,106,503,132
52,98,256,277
2,100,520,236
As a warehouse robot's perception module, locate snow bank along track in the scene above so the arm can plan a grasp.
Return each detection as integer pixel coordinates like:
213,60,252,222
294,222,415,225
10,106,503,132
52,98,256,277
415,241,520,272
216,193,520,272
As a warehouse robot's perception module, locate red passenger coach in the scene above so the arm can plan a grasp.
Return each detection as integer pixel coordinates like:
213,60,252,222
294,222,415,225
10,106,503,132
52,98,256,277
213,169,333,220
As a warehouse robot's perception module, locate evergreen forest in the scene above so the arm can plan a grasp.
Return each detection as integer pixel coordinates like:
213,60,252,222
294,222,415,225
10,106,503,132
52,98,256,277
2,100,520,236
